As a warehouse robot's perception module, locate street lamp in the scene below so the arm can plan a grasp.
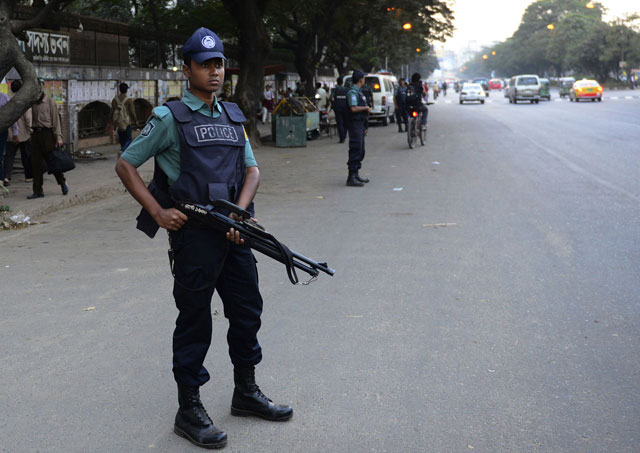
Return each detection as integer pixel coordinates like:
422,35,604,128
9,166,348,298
491,50,496,56
586,2,595,9
482,54,488,60
547,23,555,30
416,48,421,53
402,23,412,30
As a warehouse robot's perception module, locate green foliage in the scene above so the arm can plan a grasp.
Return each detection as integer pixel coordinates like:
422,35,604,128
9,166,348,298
63,0,454,78
461,0,639,81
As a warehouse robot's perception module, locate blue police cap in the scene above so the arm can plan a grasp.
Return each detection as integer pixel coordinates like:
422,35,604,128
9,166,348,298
183,27,226,63
352,69,365,83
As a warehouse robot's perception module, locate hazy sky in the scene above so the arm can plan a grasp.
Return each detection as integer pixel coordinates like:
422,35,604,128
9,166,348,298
442,0,640,51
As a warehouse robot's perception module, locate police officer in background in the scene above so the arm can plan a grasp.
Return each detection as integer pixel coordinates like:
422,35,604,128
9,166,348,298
115,27,292,450
345,69,370,187
394,78,408,133
330,76,349,143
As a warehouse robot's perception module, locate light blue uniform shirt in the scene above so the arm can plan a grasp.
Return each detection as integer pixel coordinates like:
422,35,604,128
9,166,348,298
121,90,257,185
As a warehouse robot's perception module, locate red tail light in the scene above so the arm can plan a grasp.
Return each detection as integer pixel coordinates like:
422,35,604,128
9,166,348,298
412,111,418,118
382,95,386,106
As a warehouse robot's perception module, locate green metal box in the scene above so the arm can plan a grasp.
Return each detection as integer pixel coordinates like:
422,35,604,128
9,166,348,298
274,115,307,148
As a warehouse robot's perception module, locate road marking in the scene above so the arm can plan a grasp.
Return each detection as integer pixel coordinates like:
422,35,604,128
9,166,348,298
488,100,493,103
611,96,619,99
445,100,452,104
554,99,562,102
625,96,633,99
524,136,640,204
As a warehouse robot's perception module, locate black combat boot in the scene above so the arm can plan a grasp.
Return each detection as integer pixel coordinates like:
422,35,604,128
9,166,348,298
174,384,227,449
355,172,370,183
346,172,364,187
231,366,293,421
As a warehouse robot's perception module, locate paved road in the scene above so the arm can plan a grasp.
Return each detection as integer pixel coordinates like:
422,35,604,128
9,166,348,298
1,92,638,452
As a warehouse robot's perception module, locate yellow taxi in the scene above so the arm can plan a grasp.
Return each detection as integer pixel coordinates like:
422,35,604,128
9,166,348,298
569,79,603,102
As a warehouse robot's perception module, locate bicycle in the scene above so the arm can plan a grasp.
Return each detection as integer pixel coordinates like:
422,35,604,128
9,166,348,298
407,107,426,149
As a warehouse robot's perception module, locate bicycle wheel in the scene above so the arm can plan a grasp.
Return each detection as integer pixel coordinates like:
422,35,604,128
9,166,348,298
407,119,416,148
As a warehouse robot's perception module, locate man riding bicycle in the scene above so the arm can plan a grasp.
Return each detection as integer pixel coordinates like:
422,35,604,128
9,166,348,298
406,73,428,130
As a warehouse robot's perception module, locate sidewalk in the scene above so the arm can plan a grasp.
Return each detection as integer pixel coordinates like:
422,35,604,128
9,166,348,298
0,121,274,224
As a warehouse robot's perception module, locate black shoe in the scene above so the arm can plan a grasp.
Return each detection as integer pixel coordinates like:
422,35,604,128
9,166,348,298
231,366,293,421
338,139,345,143
61,184,69,195
27,193,44,199
174,384,227,449
355,173,370,183
346,173,364,187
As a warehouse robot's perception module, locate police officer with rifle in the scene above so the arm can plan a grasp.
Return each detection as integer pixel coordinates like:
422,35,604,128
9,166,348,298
116,28,295,450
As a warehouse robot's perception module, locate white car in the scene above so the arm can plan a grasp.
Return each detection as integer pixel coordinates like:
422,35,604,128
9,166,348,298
459,83,485,104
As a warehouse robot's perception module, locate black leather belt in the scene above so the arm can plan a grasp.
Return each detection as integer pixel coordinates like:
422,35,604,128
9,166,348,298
33,127,53,132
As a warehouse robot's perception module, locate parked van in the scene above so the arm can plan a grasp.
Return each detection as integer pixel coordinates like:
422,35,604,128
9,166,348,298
344,72,397,125
508,74,541,104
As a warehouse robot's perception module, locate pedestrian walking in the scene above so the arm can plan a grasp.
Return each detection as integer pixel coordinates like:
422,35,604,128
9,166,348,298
3,80,33,186
0,90,19,187
345,69,370,187
28,82,68,199
261,84,274,124
331,76,349,143
394,78,408,133
115,27,292,450
110,82,137,155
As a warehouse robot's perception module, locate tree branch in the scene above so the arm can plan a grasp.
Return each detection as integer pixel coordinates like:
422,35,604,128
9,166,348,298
11,0,75,35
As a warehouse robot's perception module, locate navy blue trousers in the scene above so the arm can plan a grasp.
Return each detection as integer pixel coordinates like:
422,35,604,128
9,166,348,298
170,227,263,387
334,109,348,142
347,119,365,172
395,103,408,127
117,126,133,152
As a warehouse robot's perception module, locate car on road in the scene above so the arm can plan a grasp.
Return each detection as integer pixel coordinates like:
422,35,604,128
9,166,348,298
459,82,486,104
570,79,603,102
344,72,397,125
472,78,490,96
559,77,576,98
489,78,502,90
539,78,551,100
508,74,541,104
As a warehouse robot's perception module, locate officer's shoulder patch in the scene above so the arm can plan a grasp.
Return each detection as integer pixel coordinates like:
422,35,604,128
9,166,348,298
152,106,171,119
140,122,155,137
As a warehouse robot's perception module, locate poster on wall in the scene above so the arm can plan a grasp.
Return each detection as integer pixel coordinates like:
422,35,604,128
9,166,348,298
68,79,77,102
43,80,65,104
83,82,90,102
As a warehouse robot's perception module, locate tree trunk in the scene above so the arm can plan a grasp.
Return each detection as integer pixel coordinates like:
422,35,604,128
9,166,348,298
0,0,41,131
222,0,271,147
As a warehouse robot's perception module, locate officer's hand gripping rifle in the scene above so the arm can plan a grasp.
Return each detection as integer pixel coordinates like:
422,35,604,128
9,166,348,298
176,200,335,285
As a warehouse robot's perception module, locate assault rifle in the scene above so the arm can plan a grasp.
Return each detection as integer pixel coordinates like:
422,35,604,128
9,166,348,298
176,199,335,285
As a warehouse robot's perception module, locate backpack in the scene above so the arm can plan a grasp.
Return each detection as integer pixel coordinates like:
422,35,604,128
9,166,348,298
113,95,131,131
406,84,420,107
